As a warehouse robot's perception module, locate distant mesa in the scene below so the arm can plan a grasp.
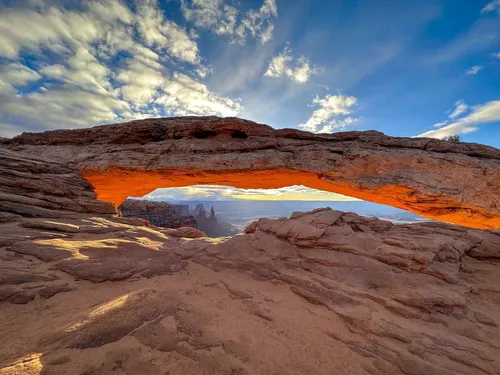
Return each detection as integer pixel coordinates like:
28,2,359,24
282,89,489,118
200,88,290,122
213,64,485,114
118,199,197,229
118,199,238,238
192,203,239,237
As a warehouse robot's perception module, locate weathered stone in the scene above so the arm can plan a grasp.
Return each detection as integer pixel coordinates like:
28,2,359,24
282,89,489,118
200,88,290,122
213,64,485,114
3,116,499,229
1,117,500,375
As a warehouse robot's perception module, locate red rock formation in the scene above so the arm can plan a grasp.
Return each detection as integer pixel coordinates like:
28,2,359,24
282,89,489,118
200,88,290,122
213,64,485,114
119,198,197,229
1,136,500,374
0,148,115,218
4,116,500,229
193,203,238,237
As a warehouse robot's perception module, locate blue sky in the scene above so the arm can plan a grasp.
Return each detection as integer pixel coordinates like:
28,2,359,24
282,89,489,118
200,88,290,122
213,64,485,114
0,0,499,201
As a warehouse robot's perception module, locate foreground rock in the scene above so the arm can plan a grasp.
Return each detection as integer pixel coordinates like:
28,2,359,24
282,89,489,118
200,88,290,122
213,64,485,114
119,198,198,229
1,203,500,374
1,119,500,374
3,116,500,229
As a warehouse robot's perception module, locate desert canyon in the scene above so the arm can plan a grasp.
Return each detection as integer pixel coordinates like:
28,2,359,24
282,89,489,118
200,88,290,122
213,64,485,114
1,116,500,375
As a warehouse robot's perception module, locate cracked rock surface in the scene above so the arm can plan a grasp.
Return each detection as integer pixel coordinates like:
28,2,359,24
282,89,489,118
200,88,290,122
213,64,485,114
1,119,500,374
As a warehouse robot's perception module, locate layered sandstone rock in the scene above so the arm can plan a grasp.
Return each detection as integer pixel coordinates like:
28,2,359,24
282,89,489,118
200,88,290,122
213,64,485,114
1,203,499,374
0,148,115,218
1,118,500,374
119,198,197,229
3,116,500,229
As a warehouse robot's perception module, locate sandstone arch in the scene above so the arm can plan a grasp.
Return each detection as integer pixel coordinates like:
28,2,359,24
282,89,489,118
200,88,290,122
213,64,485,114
4,116,500,229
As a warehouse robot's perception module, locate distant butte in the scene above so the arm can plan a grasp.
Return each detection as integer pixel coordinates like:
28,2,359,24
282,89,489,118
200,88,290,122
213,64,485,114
3,116,500,229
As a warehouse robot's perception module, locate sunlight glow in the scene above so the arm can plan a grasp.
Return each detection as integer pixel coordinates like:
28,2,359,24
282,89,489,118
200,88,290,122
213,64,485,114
143,185,360,201
1,353,44,375
65,294,130,332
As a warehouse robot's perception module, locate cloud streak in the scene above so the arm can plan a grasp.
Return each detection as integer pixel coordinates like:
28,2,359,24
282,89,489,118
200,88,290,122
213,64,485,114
418,100,500,139
465,65,483,75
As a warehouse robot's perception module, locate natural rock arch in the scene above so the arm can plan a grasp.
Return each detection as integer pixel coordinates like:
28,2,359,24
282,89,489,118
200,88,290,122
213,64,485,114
4,116,500,229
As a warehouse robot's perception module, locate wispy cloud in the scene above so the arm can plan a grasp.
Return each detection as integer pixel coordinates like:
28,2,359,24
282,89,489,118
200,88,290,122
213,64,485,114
426,16,500,65
428,100,470,130
465,65,484,75
449,99,469,118
264,46,322,83
299,94,358,133
481,0,500,15
0,0,241,136
155,73,241,116
181,0,277,44
417,100,500,139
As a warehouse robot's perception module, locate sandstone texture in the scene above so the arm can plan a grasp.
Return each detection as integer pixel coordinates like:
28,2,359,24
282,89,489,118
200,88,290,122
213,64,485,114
3,116,500,229
1,205,500,374
119,198,198,229
193,204,239,238
1,117,500,374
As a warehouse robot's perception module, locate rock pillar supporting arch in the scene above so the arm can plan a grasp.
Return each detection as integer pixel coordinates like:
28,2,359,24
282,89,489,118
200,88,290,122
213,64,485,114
4,116,500,229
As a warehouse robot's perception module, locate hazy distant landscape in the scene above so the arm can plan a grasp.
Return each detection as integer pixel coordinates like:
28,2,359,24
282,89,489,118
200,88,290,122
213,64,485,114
163,200,428,230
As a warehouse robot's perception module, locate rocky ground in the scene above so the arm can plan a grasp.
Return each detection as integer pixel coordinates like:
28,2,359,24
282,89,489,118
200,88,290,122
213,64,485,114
1,207,500,374
1,118,500,374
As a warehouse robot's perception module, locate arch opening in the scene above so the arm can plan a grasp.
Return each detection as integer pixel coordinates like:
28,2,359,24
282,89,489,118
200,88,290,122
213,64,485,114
82,167,496,230
116,183,427,238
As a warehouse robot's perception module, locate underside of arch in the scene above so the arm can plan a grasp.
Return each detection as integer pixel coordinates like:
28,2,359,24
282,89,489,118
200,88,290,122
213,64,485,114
81,167,500,230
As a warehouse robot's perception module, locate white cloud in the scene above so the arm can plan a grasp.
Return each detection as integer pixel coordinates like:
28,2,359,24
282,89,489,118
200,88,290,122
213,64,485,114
155,73,241,117
0,63,41,89
432,121,449,128
299,94,358,133
417,100,500,139
181,0,228,29
136,0,200,64
481,0,500,14
465,65,484,75
0,0,241,136
493,52,500,58
449,99,468,118
264,47,322,83
144,185,358,201
181,0,277,44
0,87,132,131
117,56,166,108
427,100,469,131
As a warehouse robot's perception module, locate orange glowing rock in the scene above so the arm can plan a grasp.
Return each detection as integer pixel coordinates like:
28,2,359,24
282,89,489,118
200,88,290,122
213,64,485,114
4,116,500,229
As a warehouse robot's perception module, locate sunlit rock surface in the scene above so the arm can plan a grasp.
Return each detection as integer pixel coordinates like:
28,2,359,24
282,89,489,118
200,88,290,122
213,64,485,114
3,116,500,229
1,118,500,374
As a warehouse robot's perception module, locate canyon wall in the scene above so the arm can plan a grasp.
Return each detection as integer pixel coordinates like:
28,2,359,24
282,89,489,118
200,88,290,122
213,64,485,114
119,199,197,229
